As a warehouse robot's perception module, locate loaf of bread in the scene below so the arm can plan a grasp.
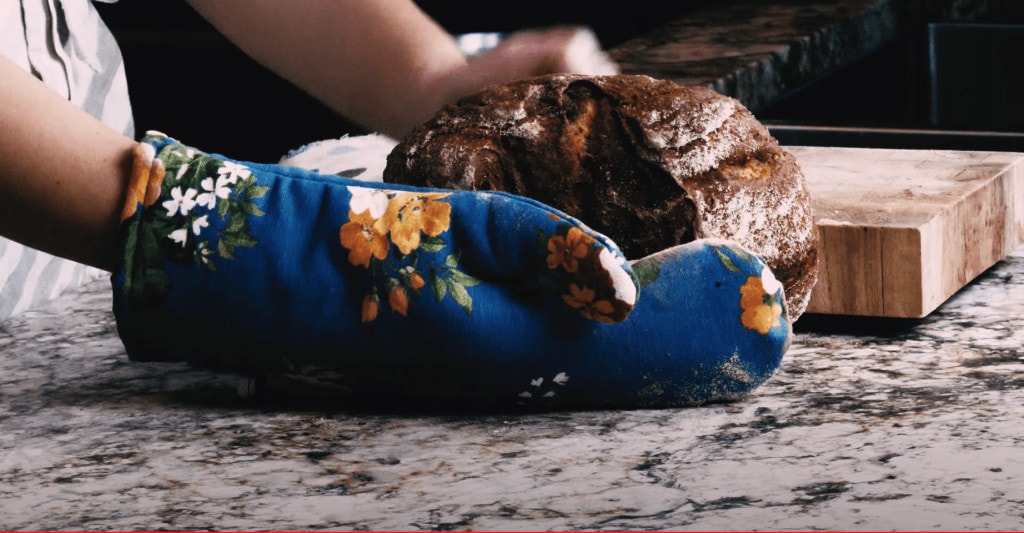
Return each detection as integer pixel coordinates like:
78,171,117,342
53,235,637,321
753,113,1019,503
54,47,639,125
383,74,818,319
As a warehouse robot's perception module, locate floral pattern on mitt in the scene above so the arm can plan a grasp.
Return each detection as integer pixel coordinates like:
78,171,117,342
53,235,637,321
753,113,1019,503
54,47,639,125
339,186,478,320
714,244,787,334
121,132,637,326
119,134,268,305
547,225,634,324
113,133,790,409
338,186,635,323
508,240,790,408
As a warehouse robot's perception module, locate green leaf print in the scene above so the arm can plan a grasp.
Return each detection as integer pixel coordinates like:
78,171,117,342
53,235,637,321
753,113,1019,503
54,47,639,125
419,236,446,253
430,272,447,302
715,247,741,273
448,268,481,287
120,145,266,306
632,255,663,288
449,279,473,314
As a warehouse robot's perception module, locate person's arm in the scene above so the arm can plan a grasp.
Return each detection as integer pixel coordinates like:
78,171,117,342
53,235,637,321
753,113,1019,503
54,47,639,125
0,55,136,271
186,0,616,138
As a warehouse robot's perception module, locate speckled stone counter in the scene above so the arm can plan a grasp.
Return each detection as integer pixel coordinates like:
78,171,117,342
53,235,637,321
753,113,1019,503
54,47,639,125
2,242,1024,530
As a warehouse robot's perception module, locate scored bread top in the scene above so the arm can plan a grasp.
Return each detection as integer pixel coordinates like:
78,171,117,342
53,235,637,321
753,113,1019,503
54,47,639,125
384,73,818,319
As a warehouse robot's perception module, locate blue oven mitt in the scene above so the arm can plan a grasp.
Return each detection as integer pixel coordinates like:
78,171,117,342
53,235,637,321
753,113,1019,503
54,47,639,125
113,132,790,409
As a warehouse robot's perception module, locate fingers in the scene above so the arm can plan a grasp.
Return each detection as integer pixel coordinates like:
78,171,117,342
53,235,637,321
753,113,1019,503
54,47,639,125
463,26,619,87
550,26,620,75
448,189,638,323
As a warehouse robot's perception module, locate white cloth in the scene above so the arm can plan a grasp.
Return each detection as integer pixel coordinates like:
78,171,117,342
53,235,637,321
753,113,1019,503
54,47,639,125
278,134,399,182
0,0,132,321
2,0,133,136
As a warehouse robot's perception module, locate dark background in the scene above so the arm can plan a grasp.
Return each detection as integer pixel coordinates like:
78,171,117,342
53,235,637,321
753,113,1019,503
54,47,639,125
95,1,700,161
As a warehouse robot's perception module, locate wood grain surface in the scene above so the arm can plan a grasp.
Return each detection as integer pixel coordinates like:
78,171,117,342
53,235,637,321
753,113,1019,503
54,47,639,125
790,146,1024,317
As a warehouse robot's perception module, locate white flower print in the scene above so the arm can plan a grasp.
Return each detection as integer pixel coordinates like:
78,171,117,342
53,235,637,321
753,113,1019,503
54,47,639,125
174,163,189,181
760,265,783,297
191,214,209,235
197,242,213,265
123,135,269,293
169,228,188,247
348,186,389,218
518,372,570,403
163,187,197,216
196,176,231,209
218,161,251,184
599,247,637,306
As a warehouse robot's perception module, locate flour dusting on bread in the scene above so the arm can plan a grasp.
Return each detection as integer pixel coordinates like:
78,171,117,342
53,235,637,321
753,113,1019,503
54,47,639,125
384,73,819,319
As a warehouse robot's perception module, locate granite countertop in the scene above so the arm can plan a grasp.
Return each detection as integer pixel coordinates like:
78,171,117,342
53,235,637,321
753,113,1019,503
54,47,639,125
2,245,1023,531
4,1,1024,531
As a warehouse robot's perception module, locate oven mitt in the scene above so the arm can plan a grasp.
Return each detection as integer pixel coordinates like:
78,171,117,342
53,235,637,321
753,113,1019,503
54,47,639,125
112,132,790,409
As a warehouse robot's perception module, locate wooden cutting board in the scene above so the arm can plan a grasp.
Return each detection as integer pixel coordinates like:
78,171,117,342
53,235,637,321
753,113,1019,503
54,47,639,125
789,146,1024,318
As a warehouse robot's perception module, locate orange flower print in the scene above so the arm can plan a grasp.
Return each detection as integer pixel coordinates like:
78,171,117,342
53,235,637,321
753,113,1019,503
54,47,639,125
388,285,409,316
339,209,389,267
339,185,477,319
144,159,166,208
409,270,426,290
546,226,595,273
381,192,452,255
121,142,167,221
121,144,152,220
739,272,783,334
561,283,617,324
361,292,380,323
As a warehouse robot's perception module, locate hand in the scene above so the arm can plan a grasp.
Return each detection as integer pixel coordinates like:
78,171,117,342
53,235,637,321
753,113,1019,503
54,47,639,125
114,132,636,373
186,0,618,139
450,26,619,94
113,133,790,410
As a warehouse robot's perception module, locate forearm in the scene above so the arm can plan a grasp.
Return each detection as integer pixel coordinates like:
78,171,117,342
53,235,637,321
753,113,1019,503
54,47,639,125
186,0,468,138
0,55,136,271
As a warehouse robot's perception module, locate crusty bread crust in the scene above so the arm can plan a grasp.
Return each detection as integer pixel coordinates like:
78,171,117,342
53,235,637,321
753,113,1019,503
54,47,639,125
384,73,818,319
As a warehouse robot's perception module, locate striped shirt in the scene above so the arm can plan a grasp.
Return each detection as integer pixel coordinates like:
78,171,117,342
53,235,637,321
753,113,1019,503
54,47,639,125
1,0,133,321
